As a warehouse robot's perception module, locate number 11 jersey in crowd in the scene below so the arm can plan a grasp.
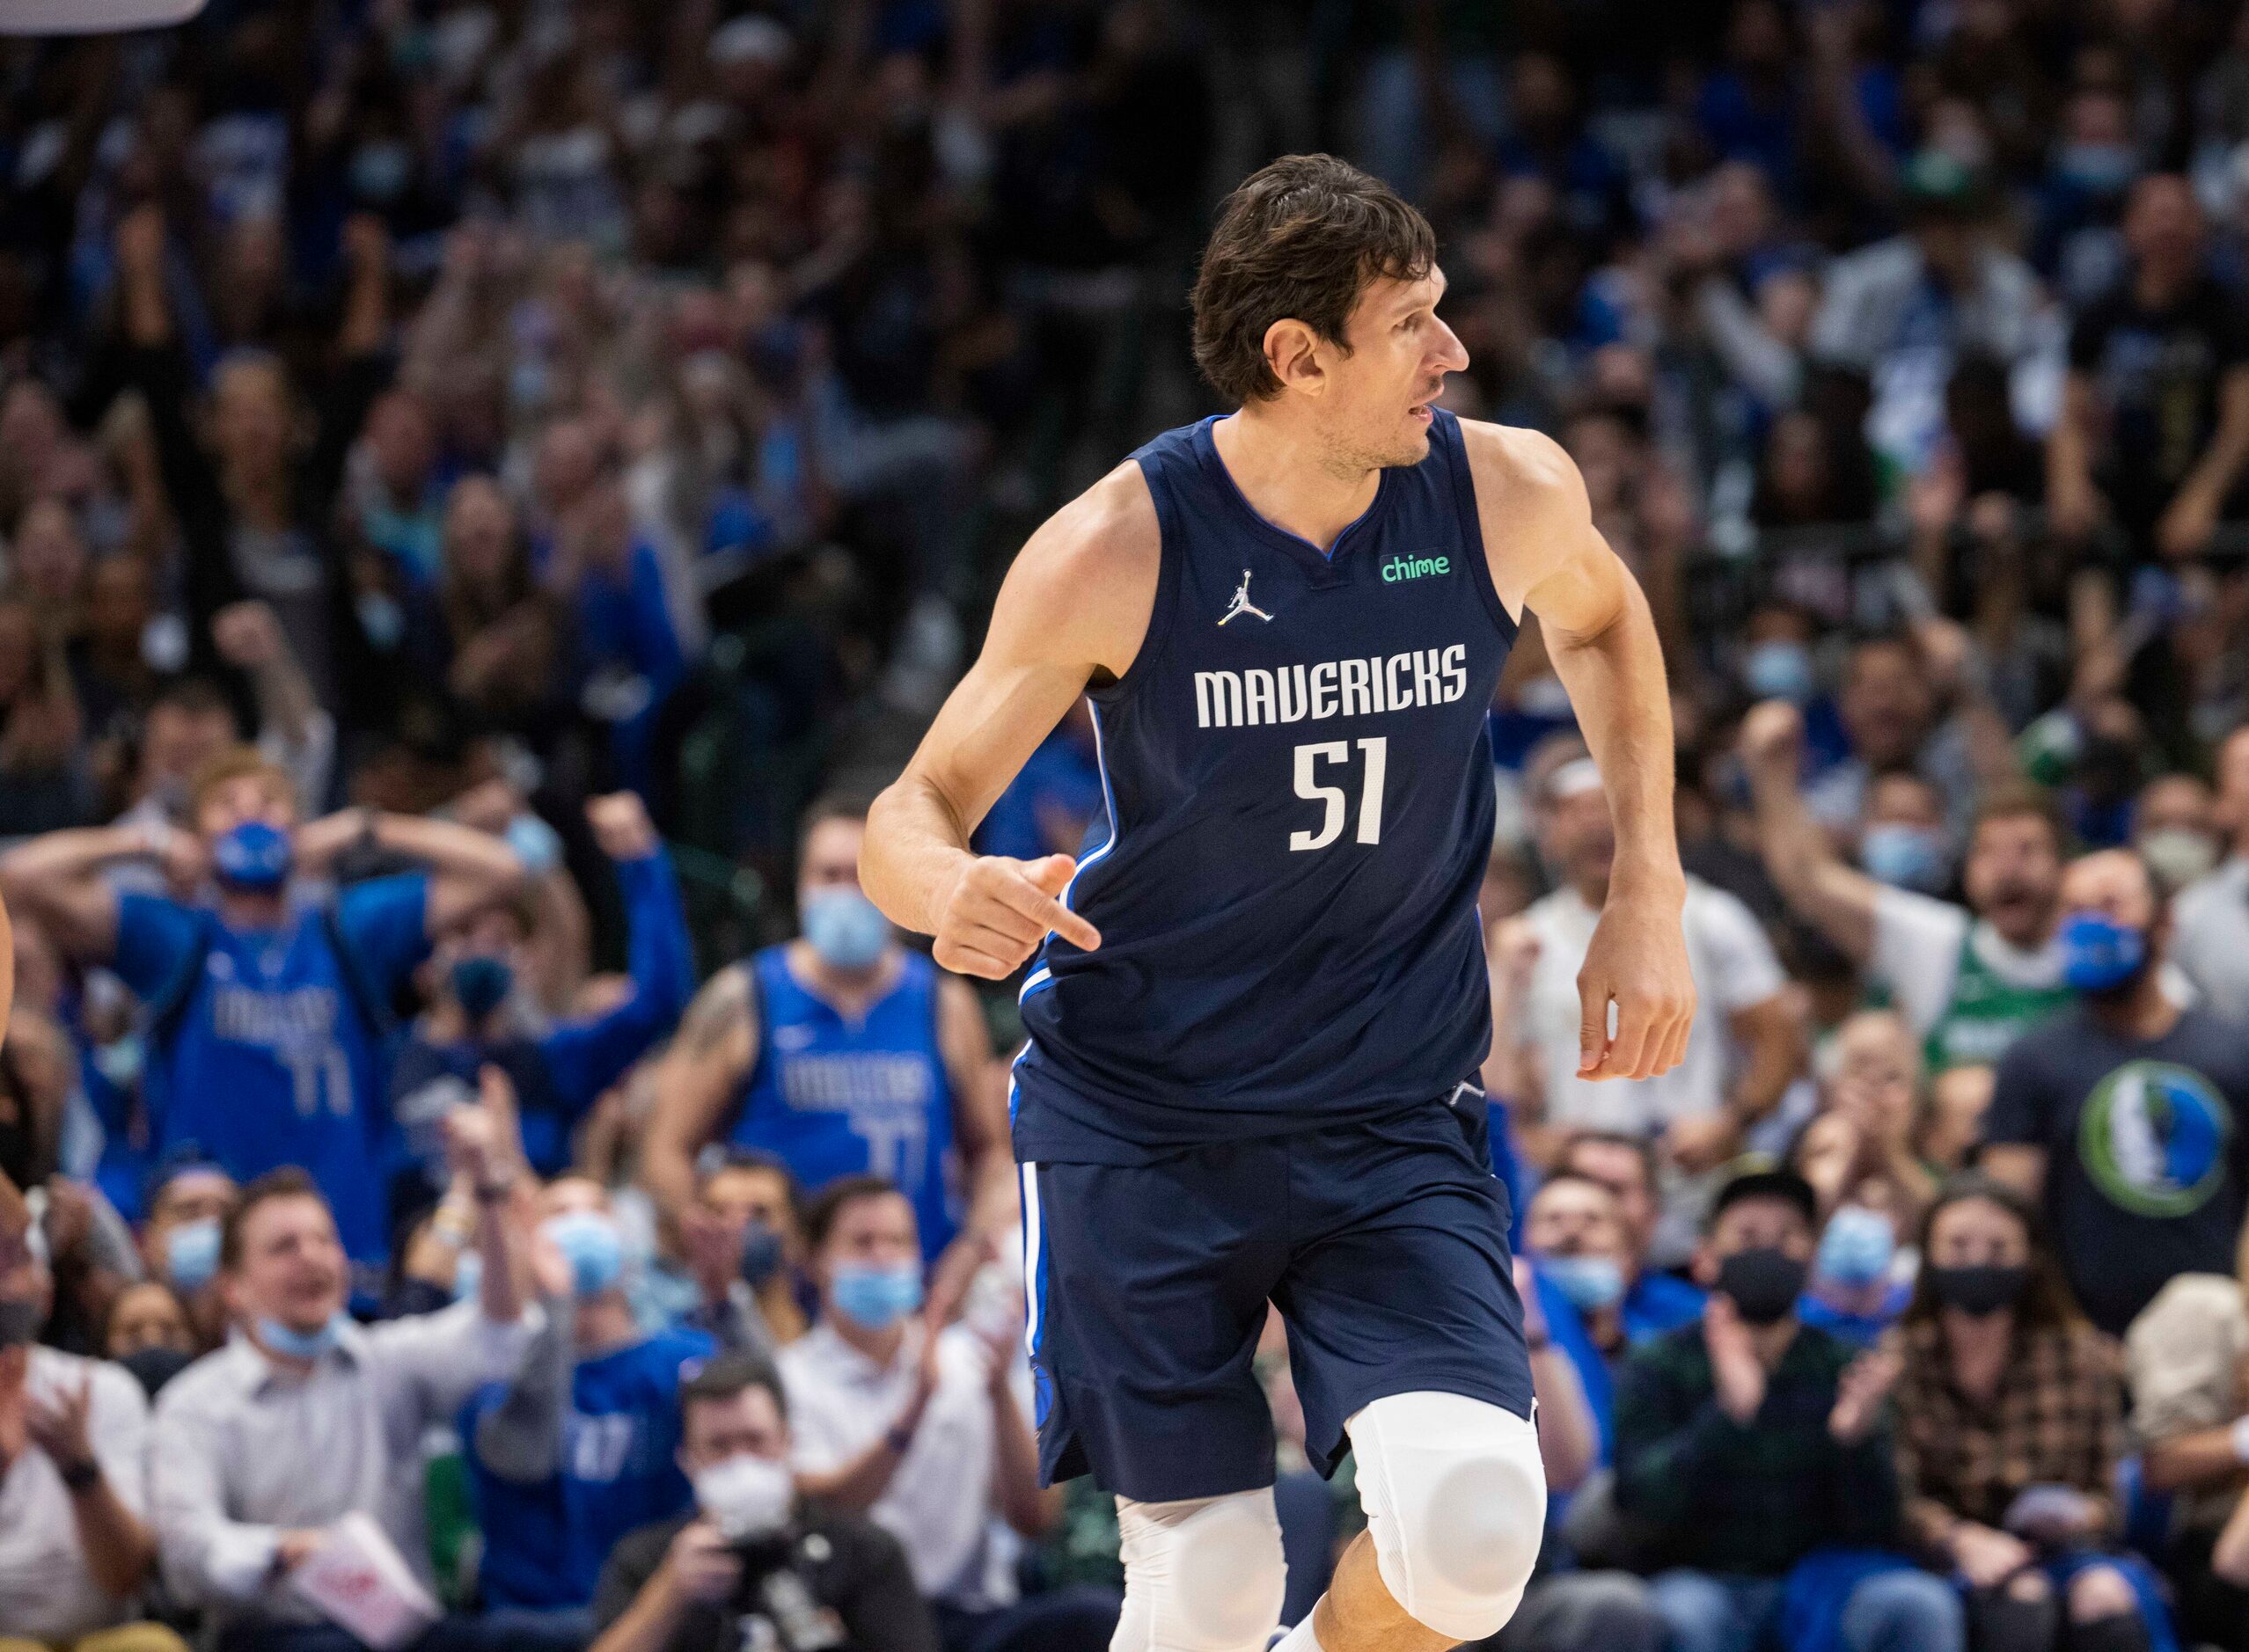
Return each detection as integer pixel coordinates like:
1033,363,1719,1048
1011,408,1518,1166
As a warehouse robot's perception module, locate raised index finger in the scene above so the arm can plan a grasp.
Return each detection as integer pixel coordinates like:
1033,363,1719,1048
995,872,1101,952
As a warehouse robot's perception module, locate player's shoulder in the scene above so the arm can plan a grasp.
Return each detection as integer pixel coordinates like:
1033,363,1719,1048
995,462,1161,660
1453,419,1589,522
1011,462,1159,595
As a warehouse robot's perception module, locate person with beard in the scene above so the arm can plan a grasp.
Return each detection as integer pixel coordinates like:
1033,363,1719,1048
1610,1166,1963,1652
1742,698,2071,1074
1983,850,2249,1337
1888,1174,2169,1652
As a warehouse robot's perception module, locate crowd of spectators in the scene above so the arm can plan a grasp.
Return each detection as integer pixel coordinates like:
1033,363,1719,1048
11,0,2249,1649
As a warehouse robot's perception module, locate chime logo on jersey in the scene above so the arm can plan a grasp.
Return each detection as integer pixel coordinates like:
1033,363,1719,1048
1194,643,1469,728
1381,552,1451,583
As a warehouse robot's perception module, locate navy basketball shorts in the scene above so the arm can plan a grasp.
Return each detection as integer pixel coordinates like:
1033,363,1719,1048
1017,1094,1535,1505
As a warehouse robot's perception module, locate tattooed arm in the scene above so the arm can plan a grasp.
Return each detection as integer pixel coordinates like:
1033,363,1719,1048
640,964,758,1229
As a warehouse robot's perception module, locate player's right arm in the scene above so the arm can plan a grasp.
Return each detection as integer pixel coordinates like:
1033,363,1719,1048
862,467,1161,980
1737,698,1881,965
639,964,759,1229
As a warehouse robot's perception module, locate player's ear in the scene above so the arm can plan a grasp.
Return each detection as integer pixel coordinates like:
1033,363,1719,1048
1263,318,1327,398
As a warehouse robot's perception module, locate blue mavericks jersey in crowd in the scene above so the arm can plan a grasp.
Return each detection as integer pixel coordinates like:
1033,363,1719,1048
111,875,430,1262
462,1325,714,1610
1014,409,1517,1162
729,943,961,1259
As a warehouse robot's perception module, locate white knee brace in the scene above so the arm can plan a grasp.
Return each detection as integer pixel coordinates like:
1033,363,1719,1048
1347,1391,1547,1642
1111,1487,1288,1652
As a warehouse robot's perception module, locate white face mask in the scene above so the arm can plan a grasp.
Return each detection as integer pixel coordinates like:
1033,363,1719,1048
694,1451,793,1539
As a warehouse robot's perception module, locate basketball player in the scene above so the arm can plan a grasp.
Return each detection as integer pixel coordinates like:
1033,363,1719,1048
861,156,1696,1652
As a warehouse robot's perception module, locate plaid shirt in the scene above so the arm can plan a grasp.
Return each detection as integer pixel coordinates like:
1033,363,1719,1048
1613,1319,1902,1575
1890,1317,2125,1554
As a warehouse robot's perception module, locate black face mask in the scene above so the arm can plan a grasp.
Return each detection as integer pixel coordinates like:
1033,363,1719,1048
1929,1263,2028,1317
0,1296,41,1349
1716,1246,1808,1325
120,1346,194,1400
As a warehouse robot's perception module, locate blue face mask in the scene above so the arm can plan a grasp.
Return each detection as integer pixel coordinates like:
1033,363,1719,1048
1815,1204,1897,1288
831,1263,923,1331
1541,1253,1626,1313
1861,822,1949,894
505,813,563,876
2059,910,2148,993
212,821,294,891
165,1217,222,1293
739,1220,786,1290
451,956,515,1024
452,1249,482,1304
1743,639,1815,705
256,1312,346,1362
802,890,890,971
541,1210,625,1297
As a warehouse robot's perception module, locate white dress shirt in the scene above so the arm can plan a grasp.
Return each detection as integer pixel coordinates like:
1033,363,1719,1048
0,1348,150,1638
778,1319,1015,1611
150,1301,537,1628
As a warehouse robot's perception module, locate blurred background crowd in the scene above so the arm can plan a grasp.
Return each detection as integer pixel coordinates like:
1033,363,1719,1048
11,0,2249,1649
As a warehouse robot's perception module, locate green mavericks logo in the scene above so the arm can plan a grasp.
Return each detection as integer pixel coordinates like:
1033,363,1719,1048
2077,1059,2231,1217
1381,553,1450,583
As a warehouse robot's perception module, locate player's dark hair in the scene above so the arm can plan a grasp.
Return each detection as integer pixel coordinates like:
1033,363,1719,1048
220,1166,327,1272
679,1349,790,1425
1191,155,1437,406
802,1173,909,1254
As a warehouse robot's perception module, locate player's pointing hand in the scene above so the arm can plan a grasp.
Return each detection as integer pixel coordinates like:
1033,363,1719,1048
934,852,1102,980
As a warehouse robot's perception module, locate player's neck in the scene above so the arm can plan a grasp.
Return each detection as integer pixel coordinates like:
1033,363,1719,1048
1210,406,1381,553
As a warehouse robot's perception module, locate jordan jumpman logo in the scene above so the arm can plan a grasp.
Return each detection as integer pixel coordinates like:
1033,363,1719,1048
1219,569,1274,625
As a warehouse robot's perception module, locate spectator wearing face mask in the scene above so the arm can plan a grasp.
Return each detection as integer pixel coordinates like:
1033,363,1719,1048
147,1105,533,1650
642,798,1013,1270
1555,1131,1710,1341
1890,1174,2172,1652
671,1151,803,1356
1520,1172,1633,1452
136,1159,237,1351
778,1177,1118,1652
457,1174,714,1648
1612,1166,1962,1652
389,791,691,1224
103,1280,196,1399
2130,773,2219,900
0,749,524,1271
1984,849,2249,1336
1743,698,2071,1073
2167,723,2249,1019
590,1350,937,1652
0,1169,187,1652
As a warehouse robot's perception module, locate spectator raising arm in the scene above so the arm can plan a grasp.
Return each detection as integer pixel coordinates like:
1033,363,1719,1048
1740,698,1882,964
0,822,187,961
538,792,696,1115
292,807,526,934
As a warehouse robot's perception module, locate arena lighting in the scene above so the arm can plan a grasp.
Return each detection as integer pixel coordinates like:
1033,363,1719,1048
0,0,205,32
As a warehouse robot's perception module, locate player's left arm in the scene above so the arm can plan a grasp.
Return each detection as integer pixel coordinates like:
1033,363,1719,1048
935,975,1017,1244
1463,421,1693,1081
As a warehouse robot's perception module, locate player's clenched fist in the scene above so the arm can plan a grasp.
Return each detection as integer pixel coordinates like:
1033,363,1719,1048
934,853,1102,980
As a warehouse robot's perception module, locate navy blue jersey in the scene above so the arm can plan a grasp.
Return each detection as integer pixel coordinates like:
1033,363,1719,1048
1014,409,1516,1163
